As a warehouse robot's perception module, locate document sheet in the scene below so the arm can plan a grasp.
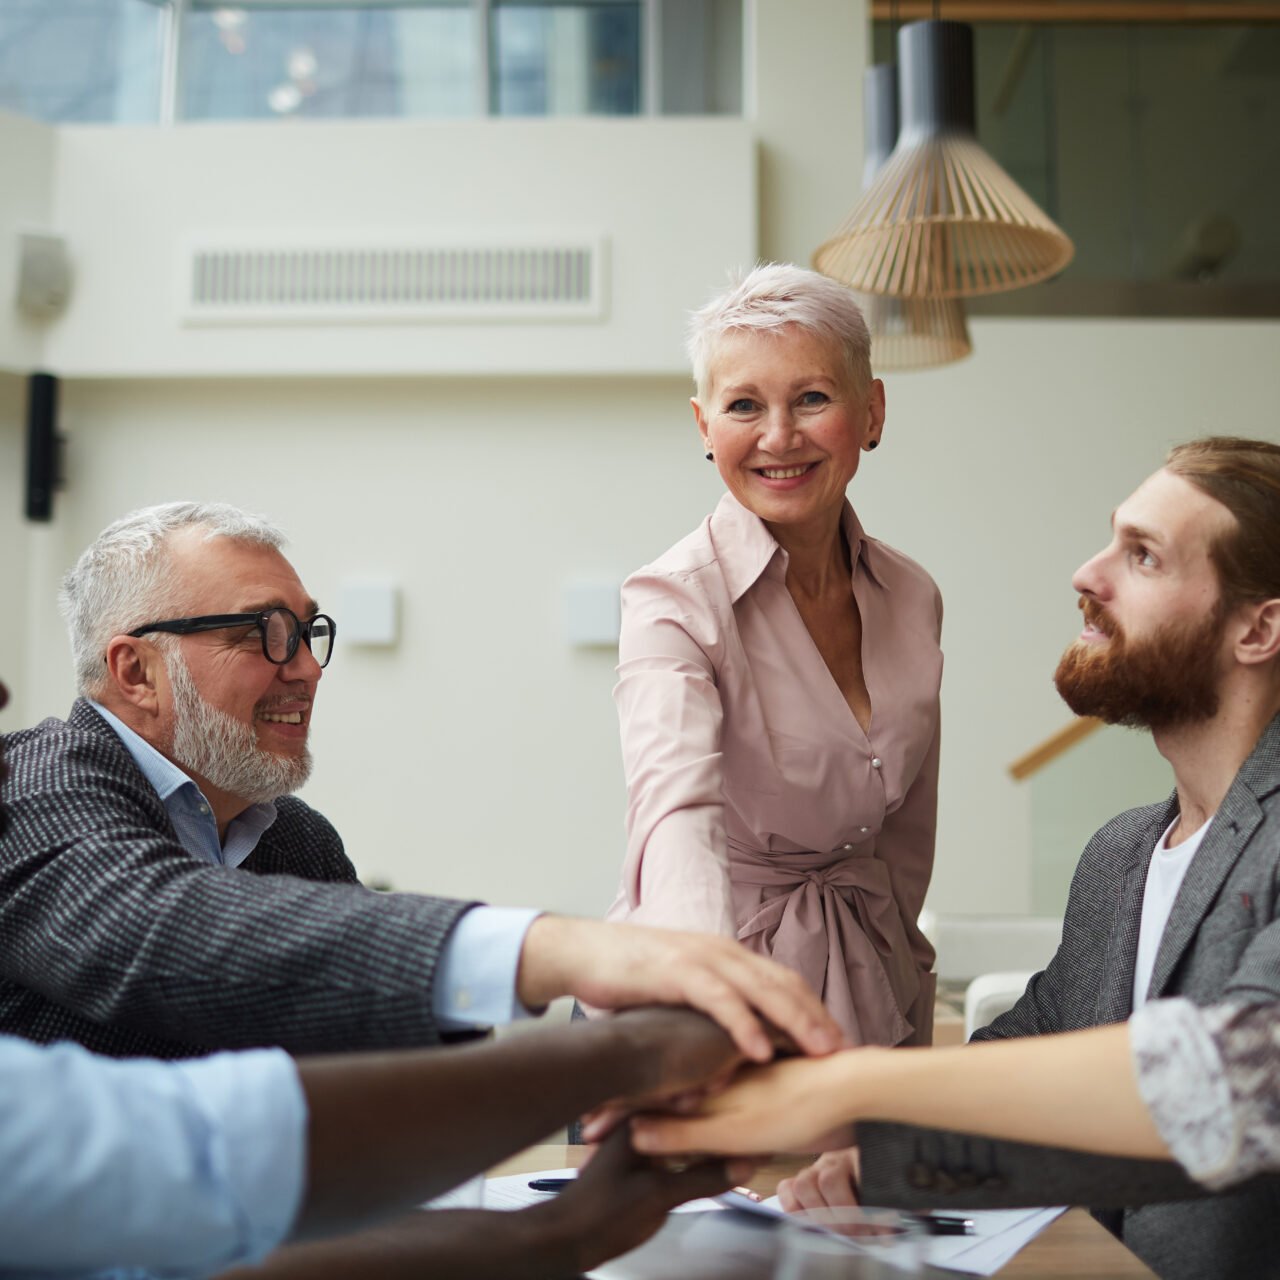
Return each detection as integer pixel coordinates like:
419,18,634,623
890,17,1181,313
428,1168,1066,1277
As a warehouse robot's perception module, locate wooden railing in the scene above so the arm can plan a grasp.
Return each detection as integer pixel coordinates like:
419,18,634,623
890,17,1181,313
1008,716,1104,781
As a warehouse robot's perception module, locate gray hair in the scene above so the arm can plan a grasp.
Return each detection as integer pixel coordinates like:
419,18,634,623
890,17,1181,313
686,263,872,403
60,501,287,697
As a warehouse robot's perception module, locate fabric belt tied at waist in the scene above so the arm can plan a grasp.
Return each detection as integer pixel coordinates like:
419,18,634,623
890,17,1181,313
729,840,918,1047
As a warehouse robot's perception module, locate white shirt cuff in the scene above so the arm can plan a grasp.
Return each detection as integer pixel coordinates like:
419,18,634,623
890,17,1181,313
432,906,544,1030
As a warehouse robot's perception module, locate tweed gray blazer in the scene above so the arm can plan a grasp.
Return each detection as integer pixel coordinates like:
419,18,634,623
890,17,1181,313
858,713,1280,1280
0,700,479,1060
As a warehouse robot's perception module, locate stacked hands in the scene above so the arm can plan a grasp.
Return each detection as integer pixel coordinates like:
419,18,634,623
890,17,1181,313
584,1021,867,1217
218,923,865,1280
535,920,867,1220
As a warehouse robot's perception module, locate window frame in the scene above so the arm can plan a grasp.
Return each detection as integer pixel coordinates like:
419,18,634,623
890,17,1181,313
153,0,665,122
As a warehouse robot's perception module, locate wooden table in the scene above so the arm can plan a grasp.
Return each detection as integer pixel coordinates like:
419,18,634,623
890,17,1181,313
493,1146,1157,1279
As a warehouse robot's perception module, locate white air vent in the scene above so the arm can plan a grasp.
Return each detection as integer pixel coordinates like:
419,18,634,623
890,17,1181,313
179,234,607,325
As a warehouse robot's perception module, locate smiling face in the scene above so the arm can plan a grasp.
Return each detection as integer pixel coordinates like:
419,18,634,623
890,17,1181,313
693,326,884,535
1053,468,1236,729
148,529,323,810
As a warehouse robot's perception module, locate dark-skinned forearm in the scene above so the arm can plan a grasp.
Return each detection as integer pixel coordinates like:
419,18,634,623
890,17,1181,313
294,1014,659,1238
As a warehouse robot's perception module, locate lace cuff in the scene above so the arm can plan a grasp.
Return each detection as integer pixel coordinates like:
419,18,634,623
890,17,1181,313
1130,997,1236,1189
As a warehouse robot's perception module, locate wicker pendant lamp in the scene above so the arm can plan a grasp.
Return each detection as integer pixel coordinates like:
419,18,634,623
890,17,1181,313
847,64,971,370
815,20,1074,298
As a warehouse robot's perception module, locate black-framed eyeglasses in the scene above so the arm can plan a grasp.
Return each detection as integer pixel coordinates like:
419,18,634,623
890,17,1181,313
128,608,337,668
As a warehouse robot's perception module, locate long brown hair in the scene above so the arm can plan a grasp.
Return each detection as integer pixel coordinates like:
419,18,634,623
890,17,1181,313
1165,437,1280,607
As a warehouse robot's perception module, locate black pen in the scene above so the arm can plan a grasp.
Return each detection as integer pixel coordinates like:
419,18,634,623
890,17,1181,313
908,1212,975,1236
528,1177,575,1192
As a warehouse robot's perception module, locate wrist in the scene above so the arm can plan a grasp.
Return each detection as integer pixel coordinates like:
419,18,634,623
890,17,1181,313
603,1008,680,1098
517,1198,584,1277
814,1047,895,1129
515,914,570,1010
844,1046,917,1125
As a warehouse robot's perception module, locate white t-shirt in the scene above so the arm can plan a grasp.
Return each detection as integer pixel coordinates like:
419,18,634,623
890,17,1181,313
1132,813,1214,1010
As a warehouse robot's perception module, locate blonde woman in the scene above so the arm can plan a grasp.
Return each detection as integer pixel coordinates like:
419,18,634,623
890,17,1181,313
606,265,942,1047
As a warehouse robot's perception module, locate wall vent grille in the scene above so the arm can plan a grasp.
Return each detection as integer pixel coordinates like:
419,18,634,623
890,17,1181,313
180,238,606,325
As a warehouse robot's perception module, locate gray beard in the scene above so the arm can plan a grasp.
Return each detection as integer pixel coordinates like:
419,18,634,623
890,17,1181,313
164,649,312,806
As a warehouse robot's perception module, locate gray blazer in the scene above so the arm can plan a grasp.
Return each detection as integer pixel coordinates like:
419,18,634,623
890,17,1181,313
858,713,1280,1280
0,700,479,1060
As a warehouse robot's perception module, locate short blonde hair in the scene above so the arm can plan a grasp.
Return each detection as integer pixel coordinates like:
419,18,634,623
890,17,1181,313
686,263,872,402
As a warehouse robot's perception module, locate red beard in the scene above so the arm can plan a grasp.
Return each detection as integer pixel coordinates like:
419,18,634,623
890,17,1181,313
1053,596,1225,730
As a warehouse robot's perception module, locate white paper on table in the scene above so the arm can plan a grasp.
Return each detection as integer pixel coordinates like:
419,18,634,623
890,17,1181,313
922,1207,1067,1275
434,1168,779,1218
423,1166,578,1210
759,1196,1068,1276
431,1168,776,1280
433,1169,1065,1279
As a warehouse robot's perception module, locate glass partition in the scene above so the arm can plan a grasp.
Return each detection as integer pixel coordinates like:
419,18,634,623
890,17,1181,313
872,18,1280,314
0,0,742,124
182,2,477,119
491,1,641,116
0,0,164,123
180,0,737,120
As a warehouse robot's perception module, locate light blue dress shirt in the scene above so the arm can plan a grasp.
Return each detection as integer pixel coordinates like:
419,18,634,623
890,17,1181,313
0,1035,304,1278
88,702,539,1028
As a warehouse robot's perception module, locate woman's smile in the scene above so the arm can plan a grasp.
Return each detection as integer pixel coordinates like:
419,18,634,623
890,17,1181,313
752,461,822,489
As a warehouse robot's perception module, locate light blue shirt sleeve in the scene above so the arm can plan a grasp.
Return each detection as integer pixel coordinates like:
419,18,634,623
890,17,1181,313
0,1036,306,1278
432,906,544,1029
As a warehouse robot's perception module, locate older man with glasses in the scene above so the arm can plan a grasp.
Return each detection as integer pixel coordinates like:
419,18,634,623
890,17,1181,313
0,501,840,1068
0,678,761,1280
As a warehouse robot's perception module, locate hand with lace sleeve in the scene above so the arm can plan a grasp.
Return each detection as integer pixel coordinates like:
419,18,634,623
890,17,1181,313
1131,998,1280,1190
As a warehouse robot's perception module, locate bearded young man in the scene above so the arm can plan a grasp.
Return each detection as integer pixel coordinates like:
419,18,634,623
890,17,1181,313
764,437,1280,1280
0,502,840,1067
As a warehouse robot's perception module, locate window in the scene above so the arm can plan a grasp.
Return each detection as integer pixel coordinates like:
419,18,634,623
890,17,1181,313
490,2,641,116
0,0,741,125
0,0,164,123
181,3,479,119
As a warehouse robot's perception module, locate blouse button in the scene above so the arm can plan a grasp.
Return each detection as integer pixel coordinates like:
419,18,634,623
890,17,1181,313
871,756,882,769
860,826,870,834
840,842,856,852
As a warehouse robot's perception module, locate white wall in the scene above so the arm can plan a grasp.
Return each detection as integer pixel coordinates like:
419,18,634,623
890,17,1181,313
39,117,754,378
5,317,1277,918
2,1,1278,922
5,374,710,913
0,112,56,374
752,0,865,263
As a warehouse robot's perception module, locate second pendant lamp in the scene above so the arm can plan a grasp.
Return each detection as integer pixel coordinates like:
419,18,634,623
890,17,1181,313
843,63,971,370
815,20,1074,298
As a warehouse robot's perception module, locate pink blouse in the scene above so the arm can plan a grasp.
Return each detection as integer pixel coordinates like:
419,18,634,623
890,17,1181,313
605,493,943,1046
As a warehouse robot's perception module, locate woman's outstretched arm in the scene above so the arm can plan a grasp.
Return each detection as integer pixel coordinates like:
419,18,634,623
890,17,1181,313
632,1017,1168,1162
